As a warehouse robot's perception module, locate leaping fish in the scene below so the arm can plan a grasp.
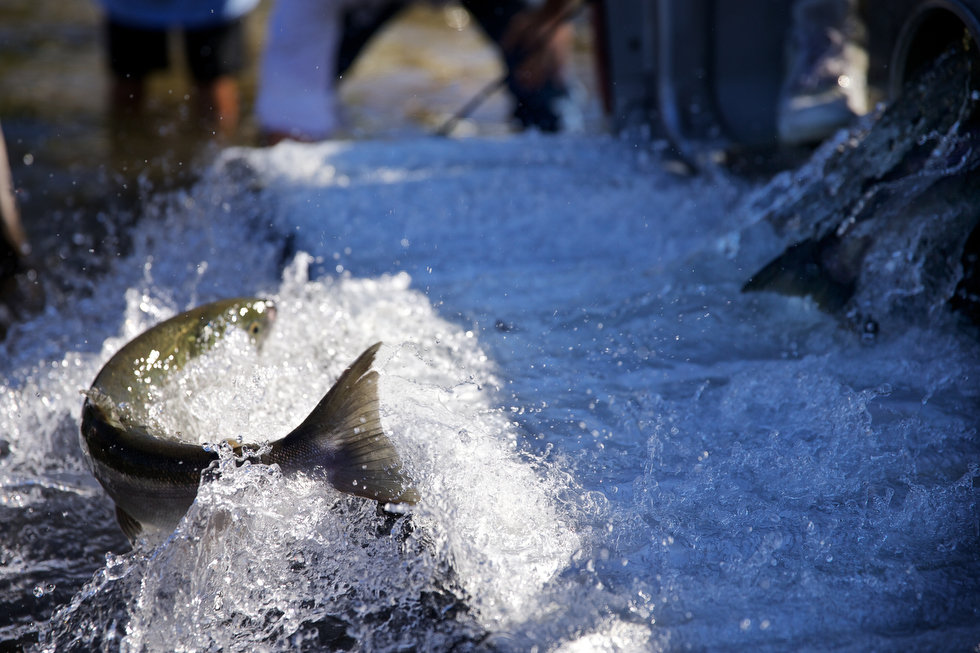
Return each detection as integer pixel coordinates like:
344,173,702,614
79,297,418,542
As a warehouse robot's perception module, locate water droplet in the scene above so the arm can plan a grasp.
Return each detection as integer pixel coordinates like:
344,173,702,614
32,583,54,598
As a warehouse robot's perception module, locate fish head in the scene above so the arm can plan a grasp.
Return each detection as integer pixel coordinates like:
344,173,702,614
198,298,278,352
230,299,277,349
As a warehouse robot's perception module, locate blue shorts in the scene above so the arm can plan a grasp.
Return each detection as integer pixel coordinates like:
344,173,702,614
106,17,246,82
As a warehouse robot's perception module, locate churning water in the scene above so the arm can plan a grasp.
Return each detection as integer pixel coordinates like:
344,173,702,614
1,132,978,651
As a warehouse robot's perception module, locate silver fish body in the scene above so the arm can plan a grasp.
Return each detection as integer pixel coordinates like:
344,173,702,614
80,298,417,541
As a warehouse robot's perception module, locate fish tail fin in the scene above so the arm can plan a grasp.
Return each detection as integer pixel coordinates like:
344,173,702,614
272,342,419,505
116,505,143,544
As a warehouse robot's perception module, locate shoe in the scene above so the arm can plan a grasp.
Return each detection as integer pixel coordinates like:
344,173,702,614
778,0,866,145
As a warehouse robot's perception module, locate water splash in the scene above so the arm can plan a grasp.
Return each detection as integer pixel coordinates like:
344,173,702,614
2,134,977,651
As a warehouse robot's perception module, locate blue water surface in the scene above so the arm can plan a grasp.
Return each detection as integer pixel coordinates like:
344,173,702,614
1,134,978,651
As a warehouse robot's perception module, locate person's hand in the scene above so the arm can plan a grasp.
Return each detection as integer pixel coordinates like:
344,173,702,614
501,3,575,90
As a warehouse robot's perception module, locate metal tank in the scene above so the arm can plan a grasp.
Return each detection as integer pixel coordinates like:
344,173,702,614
593,0,980,150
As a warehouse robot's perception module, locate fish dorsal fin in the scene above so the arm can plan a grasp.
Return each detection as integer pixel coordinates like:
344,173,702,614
273,343,419,505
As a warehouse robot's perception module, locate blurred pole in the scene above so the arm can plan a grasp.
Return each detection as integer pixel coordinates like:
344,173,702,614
0,119,43,338
0,119,29,262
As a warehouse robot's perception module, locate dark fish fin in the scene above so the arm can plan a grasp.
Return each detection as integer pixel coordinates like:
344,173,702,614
743,239,822,294
115,504,143,543
742,238,855,312
274,342,419,505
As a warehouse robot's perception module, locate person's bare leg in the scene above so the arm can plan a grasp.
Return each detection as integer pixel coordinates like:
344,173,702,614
111,77,145,122
195,75,239,139
107,76,149,174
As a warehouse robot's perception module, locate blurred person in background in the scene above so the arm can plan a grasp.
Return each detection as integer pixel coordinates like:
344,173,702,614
256,0,582,143
95,0,261,140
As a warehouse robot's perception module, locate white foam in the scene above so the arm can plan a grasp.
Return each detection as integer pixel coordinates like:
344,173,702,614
104,253,580,647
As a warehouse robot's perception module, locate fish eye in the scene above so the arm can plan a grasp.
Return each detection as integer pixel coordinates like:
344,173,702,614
248,321,262,336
